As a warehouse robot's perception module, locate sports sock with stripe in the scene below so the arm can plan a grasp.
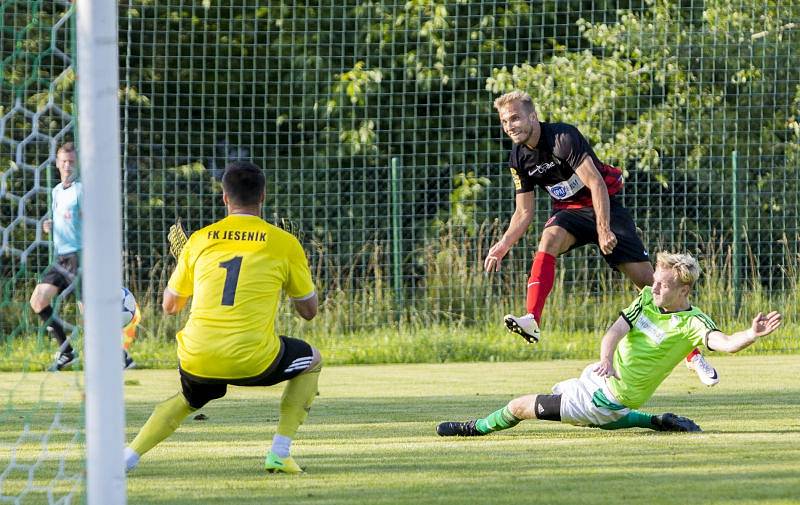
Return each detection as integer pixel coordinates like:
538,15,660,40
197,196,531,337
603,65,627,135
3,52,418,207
599,410,654,430
475,406,521,434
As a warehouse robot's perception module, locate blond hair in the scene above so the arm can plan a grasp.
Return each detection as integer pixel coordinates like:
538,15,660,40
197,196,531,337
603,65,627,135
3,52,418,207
656,252,701,286
493,91,535,113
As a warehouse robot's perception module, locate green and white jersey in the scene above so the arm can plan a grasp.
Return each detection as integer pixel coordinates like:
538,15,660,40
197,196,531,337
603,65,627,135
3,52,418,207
608,286,718,408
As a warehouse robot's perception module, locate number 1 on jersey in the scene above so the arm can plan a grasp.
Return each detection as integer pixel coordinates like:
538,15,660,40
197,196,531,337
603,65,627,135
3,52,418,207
219,256,243,306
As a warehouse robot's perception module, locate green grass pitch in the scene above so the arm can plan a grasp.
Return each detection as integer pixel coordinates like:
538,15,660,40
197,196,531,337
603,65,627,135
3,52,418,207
2,356,799,504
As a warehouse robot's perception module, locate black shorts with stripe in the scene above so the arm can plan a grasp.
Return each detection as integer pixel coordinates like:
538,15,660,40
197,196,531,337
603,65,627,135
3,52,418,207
543,197,649,268
40,253,80,292
179,336,315,409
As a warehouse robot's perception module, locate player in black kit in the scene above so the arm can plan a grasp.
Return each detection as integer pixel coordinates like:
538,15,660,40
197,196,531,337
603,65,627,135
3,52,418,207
485,90,718,386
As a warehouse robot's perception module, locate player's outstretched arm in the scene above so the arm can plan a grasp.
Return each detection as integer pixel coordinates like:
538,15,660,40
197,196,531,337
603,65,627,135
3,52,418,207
484,192,536,272
706,311,783,353
593,316,630,379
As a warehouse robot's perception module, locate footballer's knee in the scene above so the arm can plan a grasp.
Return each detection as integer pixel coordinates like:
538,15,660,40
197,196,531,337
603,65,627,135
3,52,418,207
301,346,322,374
507,395,538,420
30,284,55,313
508,394,561,421
538,226,575,256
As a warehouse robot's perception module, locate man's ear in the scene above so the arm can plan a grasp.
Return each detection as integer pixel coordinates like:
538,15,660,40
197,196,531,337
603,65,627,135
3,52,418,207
222,191,229,206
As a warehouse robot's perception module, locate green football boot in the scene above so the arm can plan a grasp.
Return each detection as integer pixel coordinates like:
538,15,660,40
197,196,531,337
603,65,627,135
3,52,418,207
264,451,304,474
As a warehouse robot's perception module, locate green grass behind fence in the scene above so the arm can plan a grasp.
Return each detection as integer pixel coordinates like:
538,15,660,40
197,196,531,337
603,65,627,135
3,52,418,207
3,228,798,371
3,314,797,372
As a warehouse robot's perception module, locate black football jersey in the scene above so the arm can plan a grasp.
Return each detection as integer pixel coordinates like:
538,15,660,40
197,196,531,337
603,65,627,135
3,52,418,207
508,122,622,208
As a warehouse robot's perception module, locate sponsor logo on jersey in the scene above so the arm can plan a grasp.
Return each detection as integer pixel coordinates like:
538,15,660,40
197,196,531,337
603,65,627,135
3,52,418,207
544,173,585,200
528,161,557,176
510,166,522,190
635,315,667,345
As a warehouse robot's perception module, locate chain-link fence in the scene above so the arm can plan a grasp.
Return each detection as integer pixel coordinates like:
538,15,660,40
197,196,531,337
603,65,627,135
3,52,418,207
3,0,800,351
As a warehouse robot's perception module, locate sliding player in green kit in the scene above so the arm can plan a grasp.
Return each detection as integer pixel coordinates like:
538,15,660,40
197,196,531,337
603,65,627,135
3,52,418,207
438,252,782,436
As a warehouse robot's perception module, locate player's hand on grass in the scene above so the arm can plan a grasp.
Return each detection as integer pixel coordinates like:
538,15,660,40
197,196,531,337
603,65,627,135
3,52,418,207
484,240,510,272
751,311,782,338
593,359,619,379
597,228,617,255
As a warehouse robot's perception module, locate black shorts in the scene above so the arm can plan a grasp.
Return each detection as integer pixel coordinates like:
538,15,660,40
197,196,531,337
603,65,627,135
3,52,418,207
40,253,80,292
179,336,316,409
544,198,649,268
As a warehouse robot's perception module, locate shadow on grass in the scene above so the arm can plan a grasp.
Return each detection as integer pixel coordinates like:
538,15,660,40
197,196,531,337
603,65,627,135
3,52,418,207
127,447,800,505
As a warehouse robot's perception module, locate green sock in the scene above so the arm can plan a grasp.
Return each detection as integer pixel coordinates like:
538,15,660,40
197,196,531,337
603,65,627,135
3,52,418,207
130,393,196,456
475,406,521,434
599,410,654,430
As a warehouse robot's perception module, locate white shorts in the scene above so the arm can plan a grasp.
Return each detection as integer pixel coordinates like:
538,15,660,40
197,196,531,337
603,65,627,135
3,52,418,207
552,363,630,427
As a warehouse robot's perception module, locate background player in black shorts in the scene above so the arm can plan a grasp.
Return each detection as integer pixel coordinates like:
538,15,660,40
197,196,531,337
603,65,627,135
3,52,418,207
484,91,719,386
29,143,81,371
29,143,138,371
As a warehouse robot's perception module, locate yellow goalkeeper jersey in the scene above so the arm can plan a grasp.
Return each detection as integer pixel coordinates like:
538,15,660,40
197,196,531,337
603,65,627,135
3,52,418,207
167,214,315,379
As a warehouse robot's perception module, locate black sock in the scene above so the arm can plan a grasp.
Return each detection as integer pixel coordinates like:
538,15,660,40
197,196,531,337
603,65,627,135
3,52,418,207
37,306,73,354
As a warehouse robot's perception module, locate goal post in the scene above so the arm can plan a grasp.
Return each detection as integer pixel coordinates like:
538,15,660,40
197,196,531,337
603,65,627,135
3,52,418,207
75,0,126,503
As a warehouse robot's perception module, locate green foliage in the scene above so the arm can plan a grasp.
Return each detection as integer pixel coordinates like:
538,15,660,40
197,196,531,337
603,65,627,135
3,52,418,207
430,171,490,237
2,0,799,348
114,0,800,298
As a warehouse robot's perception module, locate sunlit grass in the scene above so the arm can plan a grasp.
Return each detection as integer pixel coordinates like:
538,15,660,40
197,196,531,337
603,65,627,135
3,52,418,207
2,357,799,504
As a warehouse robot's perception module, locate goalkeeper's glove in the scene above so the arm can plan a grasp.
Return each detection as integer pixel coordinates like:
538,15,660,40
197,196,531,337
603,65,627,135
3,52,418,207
167,218,188,259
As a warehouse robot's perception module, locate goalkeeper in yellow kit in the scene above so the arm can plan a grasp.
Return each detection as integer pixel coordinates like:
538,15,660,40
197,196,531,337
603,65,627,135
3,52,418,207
124,162,321,474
